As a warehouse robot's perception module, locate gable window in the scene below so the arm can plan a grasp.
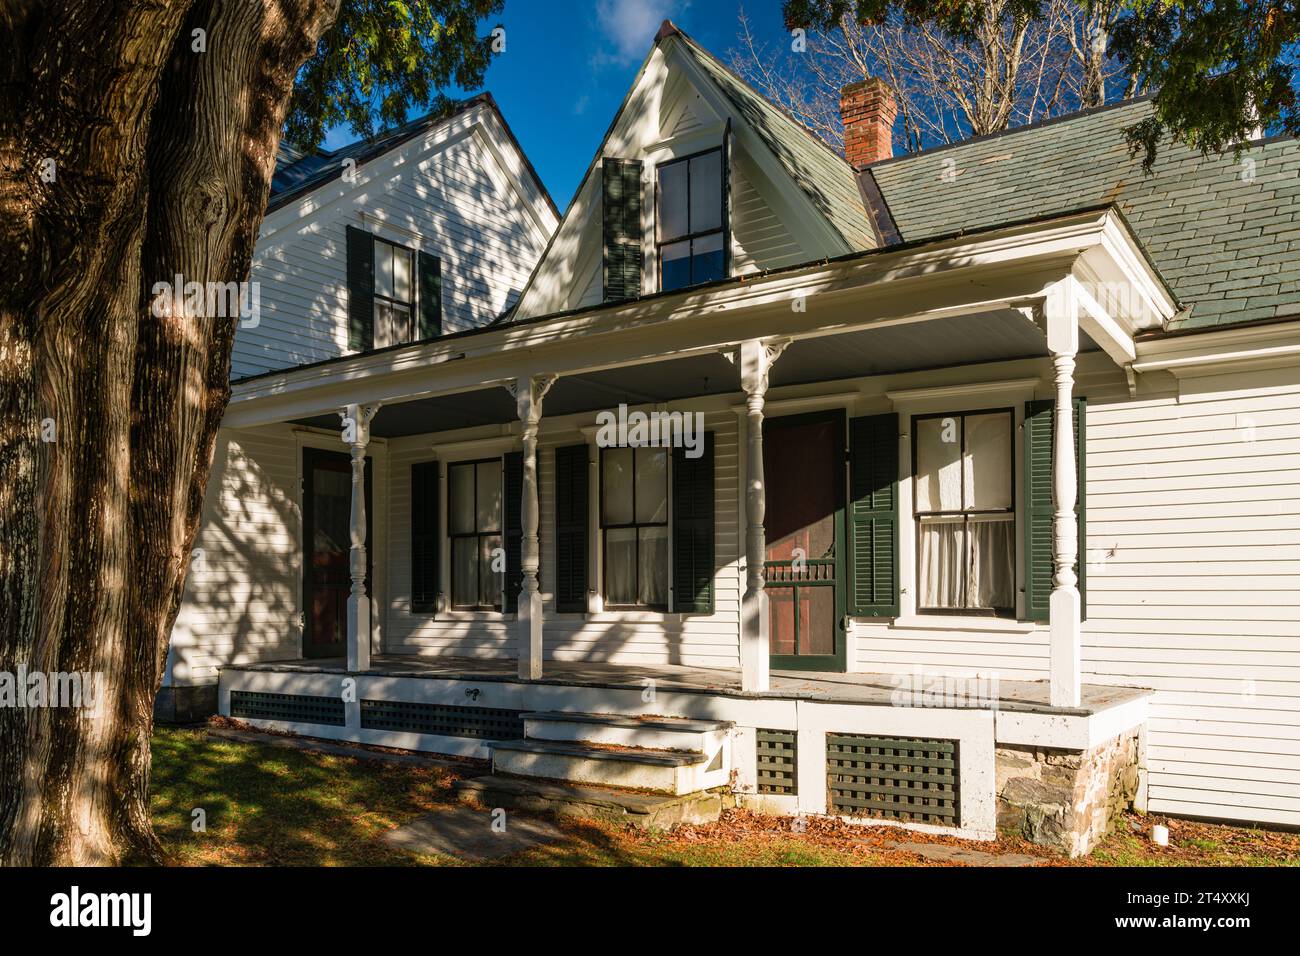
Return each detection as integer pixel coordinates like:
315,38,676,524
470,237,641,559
601,446,669,609
656,148,724,292
913,410,1014,615
449,459,503,610
373,236,415,347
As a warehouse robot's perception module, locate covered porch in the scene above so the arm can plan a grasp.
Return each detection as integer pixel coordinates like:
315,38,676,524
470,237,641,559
223,206,1175,711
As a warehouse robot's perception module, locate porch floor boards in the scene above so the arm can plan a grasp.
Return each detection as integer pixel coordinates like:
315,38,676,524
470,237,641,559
232,654,1148,716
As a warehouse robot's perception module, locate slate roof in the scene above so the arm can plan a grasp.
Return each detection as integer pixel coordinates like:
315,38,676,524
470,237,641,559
671,27,877,252
866,99,1300,330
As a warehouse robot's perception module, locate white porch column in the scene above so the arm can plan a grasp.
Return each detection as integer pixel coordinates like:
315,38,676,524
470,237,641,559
511,374,556,680
340,402,381,672
737,338,789,692
1046,283,1081,708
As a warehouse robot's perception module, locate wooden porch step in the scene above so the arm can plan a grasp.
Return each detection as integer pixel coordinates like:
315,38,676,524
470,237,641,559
522,711,734,733
455,774,733,829
521,710,733,753
490,738,726,794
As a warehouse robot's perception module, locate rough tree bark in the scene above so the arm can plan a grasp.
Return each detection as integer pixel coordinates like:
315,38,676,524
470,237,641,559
0,0,339,866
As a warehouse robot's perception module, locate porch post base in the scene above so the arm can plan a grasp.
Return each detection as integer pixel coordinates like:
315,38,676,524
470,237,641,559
518,590,544,681
1049,586,1081,708
740,590,769,692
347,595,371,672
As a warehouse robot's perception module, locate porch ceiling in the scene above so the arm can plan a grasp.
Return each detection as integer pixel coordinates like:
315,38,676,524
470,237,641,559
290,308,1099,438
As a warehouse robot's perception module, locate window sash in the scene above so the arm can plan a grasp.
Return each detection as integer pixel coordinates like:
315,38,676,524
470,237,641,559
449,459,503,610
600,446,669,610
656,147,724,292
912,410,1015,616
373,237,416,347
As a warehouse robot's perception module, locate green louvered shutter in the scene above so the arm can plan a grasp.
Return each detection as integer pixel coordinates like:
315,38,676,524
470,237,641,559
1024,398,1086,622
410,461,439,614
417,251,442,340
848,413,899,617
554,444,589,613
345,225,374,351
602,158,643,301
672,433,714,614
503,452,523,614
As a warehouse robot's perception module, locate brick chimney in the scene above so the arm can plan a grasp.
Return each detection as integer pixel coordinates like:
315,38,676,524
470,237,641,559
840,78,897,166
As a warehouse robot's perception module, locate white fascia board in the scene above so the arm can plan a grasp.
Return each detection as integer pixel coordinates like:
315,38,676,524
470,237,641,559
473,107,560,243
1131,317,1300,376
225,209,1137,428
1070,274,1137,366
1076,210,1179,331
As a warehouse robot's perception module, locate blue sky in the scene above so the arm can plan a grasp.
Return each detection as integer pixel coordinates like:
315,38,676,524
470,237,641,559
324,1,787,209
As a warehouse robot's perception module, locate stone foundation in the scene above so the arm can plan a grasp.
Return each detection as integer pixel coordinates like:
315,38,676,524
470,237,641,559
154,683,218,724
996,729,1141,857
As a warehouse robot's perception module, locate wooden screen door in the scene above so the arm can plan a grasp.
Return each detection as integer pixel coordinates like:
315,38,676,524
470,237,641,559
763,410,847,672
302,448,371,659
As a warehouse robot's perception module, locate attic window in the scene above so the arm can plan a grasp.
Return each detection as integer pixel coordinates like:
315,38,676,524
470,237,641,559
656,148,724,292
373,236,415,347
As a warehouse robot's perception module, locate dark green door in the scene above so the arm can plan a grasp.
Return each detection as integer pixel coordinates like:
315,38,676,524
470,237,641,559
763,410,848,673
302,448,371,659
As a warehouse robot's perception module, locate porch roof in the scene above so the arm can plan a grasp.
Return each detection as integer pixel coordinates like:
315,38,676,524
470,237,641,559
226,205,1175,433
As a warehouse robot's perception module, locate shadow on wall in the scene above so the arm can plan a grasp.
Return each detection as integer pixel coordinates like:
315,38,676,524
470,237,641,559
171,430,301,685
240,131,542,376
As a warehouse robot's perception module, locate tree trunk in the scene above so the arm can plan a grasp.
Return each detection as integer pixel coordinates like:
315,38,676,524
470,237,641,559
0,0,338,866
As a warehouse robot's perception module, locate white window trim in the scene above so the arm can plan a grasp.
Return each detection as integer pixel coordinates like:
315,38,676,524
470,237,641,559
434,436,521,617
579,423,681,621
886,377,1039,624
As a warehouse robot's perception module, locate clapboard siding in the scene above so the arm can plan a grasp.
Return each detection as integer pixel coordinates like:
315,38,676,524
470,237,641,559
168,426,301,684
852,357,1300,826
1088,366,1300,824
233,119,549,379
730,156,805,274
383,410,742,668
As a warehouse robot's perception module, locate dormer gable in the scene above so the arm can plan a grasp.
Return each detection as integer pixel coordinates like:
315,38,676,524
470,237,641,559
511,22,874,322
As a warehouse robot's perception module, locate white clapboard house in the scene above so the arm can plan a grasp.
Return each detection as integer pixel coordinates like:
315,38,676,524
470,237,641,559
165,24,1300,854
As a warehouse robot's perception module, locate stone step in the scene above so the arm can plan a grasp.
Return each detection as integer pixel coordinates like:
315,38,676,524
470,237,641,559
522,710,733,751
455,774,734,829
490,738,729,795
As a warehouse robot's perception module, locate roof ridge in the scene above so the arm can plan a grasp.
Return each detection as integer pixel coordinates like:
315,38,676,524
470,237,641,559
860,94,1157,170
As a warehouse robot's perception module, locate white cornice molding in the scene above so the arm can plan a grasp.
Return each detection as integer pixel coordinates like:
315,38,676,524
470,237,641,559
1132,319,1300,376
427,430,520,459
885,377,1042,408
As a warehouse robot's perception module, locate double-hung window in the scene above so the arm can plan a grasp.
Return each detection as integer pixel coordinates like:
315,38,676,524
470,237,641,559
601,446,669,609
373,237,415,347
913,410,1015,615
449,459,503,610
656,148,724,292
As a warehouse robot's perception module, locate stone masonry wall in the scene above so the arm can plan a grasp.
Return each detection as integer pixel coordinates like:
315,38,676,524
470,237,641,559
996,730,1142,857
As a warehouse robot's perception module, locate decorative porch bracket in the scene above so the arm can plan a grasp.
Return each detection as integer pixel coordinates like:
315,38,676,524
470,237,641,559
340,401,381,672
507,374,557,680
1045,282,1082,708
735,337,790,692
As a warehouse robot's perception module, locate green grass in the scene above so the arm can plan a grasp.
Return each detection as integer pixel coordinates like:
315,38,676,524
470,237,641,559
149,726,1300,867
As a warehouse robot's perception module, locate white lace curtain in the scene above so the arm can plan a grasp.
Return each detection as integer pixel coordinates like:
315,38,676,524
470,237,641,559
918,515,1014,611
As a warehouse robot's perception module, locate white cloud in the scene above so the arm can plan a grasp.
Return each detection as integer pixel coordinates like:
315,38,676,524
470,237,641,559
594,0,689,64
